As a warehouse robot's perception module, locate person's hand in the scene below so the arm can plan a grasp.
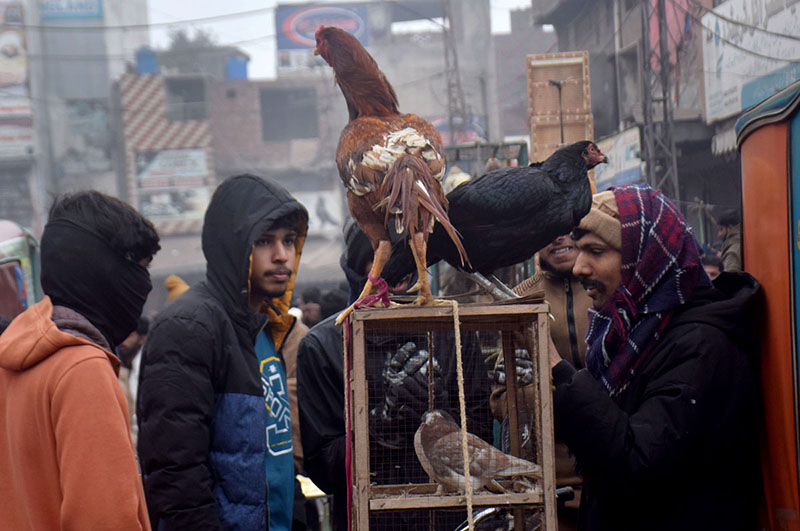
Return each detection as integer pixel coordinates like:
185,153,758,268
489,349,534,387
383,342,445,418
369,342,445,439
548,335,562,370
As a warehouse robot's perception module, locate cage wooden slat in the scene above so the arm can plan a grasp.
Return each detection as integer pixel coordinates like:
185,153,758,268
369,490,544,510
352,302,549,321
537,313,558,531
351,320,371,531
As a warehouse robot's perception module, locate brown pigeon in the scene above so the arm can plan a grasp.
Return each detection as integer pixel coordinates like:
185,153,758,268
414,409,542,493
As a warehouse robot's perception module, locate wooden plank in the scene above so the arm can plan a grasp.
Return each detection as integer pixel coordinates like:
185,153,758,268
536,313,558,531
370,481,537,496
369,490,544,511
527,50,594,162
351,319,371,531
353,303,549,322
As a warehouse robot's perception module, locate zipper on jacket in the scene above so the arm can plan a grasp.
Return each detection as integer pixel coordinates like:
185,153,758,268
565,277,582,369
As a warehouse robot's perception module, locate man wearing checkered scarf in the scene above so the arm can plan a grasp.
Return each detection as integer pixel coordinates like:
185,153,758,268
549,184,760,531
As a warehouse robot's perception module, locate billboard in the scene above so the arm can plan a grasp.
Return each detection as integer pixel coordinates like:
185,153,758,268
702,0,800,123
428,114,487,146
293,189,345,238
594,127,643,191
135,148,210,222
40,0,103,20
276,3,369,50
0,119,34,159
60,100,111,174
0,3,30,118
276,3,369,74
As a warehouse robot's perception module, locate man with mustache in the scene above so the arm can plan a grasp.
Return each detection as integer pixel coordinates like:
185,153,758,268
549,185,760,531
138,175,309,531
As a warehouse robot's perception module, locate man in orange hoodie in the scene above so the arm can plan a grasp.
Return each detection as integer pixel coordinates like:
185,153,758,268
0,190,160,531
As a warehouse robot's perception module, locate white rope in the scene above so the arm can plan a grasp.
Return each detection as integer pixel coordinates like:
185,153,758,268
449,300,473,531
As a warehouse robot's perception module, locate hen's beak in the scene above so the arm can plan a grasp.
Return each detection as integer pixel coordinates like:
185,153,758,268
313,47,319,56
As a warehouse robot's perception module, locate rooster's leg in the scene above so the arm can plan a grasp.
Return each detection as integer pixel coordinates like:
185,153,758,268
408,232,435,306
335,240,392,326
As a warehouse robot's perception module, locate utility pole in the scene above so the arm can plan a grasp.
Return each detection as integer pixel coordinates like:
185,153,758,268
441,0,467,145
640,0,680,202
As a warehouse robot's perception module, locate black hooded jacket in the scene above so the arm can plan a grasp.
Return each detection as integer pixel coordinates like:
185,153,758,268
296,232,492,531
551,272,761,531
137,175,308,531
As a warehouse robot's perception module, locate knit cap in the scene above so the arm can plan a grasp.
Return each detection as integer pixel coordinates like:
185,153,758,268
576,190,621,250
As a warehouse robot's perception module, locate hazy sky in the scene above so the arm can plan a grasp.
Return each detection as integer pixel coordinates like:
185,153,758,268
148,0,533,79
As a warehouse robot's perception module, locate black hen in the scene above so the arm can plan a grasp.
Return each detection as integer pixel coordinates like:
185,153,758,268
383,140,607,297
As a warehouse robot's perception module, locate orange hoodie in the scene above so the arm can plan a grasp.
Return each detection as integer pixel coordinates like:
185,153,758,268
0,297,150,531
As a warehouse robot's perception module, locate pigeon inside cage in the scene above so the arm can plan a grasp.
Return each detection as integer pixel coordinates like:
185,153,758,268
344,303,558,531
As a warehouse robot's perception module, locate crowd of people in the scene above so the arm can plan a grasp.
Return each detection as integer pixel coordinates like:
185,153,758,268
0,173,759,531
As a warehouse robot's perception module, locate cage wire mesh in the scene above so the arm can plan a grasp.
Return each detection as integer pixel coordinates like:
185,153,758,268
346,303,556,531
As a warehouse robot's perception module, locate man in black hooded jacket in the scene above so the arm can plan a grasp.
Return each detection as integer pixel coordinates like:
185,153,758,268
138,175,309,530
297,221,492,531
550,185,760,531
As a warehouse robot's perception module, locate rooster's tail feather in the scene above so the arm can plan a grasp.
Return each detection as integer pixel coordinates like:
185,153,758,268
378,154,470,268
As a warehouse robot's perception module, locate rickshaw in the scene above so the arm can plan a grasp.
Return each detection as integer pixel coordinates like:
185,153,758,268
0,219,40,320
737,79,800,531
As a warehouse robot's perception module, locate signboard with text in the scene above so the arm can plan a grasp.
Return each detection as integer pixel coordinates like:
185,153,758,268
135,148,210,221
702,0,800,123
276,3,369,50
594,127,643,191
40,0,103,20
0,3,31,118
293,189,345,238
0,119,34,159
276,3,369,74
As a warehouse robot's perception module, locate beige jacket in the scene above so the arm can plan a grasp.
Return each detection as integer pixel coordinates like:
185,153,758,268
721,225,742,273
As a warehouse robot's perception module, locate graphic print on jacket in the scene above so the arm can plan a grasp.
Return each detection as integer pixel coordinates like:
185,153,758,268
257,330,294,531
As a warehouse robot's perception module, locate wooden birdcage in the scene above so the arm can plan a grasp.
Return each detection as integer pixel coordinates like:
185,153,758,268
344,301,557,531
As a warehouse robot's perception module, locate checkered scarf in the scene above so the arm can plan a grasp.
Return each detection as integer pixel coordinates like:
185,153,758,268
585,184,710,399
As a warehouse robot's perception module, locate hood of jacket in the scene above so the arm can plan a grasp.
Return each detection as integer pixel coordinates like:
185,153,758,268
670,271,761,352
202,174,308,348
0,296,119,373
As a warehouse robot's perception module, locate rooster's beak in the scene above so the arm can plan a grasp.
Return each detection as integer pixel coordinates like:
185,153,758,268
313,47,319,56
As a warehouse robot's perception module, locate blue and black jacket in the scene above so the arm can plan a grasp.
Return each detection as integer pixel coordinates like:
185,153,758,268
138,175,308,530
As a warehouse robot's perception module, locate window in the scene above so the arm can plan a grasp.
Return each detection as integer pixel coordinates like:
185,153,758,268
260,87,319,141
165,78,207,121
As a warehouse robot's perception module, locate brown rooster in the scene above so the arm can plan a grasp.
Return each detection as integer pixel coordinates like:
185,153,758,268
315,26,468,325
